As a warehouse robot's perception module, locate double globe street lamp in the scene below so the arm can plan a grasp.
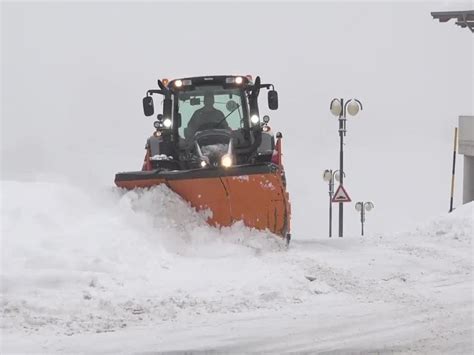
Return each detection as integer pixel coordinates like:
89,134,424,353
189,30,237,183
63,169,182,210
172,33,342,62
355,201,374,236
329,98,363,237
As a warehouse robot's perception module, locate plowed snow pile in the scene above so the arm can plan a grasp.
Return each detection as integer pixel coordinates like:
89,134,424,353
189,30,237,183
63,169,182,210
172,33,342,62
1,180,472,353
1,181,288,333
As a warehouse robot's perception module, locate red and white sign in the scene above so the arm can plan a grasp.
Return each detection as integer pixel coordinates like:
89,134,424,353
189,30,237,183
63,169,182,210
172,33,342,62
332,185,351,203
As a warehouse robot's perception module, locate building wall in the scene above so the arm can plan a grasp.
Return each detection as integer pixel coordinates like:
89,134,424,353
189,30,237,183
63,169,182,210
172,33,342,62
463,156,474,204
459,116,474,204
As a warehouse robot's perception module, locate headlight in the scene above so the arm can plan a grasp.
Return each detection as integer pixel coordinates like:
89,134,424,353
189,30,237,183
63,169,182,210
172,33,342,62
250,115,259,125
163,118,172,128
235,76,243,84
221,154,232,168
200,160,207,168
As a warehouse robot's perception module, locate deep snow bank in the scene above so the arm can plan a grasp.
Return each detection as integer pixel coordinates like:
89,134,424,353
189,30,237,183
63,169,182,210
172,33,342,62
1,180,288,334
1,179,472,346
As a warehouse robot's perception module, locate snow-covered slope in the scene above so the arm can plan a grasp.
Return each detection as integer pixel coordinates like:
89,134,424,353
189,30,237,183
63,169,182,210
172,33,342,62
1,180,472,353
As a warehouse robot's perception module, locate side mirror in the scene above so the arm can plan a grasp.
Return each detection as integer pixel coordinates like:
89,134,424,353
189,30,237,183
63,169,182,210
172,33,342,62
143,96,154,116
268,90,278,110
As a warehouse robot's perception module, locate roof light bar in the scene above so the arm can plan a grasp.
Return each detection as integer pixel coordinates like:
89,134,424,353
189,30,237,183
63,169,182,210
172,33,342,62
225,76,244,84
174,79,192,88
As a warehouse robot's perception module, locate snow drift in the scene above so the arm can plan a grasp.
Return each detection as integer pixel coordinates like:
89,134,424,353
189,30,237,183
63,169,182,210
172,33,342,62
1,179,472,353
1,180,289,335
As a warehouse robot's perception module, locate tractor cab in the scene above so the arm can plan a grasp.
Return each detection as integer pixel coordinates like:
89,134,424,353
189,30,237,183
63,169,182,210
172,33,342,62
142,75,279,170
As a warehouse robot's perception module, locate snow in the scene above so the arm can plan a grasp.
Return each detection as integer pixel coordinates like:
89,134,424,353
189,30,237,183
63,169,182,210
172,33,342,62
231,175,250,182
149,154,173,161
260,179,275,190
2,2,473,352
1,180,472,353
201,143,229,157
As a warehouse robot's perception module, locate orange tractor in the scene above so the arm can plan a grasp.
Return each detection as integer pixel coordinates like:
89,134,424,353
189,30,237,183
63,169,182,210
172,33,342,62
115,75,291,243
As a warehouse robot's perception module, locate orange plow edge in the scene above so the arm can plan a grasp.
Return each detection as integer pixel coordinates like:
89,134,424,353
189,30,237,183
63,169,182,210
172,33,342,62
115,163,291,240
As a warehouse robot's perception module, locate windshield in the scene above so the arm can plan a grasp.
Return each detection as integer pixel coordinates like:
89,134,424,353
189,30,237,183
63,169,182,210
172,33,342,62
177,86,247,141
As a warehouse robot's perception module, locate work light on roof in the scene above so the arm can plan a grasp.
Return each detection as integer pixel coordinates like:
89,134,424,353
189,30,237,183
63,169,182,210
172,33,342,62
226,76,244,84
174,79,183,88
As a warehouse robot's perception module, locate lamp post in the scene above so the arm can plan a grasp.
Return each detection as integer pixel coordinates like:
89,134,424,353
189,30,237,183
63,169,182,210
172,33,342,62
355,201,374,236
322,169,345,238
330,98,363,237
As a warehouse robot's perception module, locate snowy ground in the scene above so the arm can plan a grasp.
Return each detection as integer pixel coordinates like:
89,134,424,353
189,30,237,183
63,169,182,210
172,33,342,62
1,180,472,353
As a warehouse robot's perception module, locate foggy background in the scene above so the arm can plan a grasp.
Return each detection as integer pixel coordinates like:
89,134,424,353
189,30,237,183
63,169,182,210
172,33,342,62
2,1,473,238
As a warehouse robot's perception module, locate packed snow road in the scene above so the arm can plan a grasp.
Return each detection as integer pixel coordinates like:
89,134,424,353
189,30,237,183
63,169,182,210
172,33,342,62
1,180,472,353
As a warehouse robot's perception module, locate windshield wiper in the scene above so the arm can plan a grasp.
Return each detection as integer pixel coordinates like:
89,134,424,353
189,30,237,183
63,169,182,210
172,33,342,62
215,104,240,128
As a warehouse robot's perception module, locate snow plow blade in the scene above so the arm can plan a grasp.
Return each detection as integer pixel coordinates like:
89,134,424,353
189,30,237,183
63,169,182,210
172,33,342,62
115,163,291,238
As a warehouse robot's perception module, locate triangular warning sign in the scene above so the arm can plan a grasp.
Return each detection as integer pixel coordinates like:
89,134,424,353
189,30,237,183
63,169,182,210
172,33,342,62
332,185,351,203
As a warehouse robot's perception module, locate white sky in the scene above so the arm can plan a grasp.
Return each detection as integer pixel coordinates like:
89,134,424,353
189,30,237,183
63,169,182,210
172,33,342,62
1,1,473,238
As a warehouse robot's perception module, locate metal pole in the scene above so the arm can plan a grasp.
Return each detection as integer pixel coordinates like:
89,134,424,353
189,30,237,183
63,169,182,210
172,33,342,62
449,127,458,213
329,189,332,237
329,177,333,238
361,205,365,236
338,99,344,238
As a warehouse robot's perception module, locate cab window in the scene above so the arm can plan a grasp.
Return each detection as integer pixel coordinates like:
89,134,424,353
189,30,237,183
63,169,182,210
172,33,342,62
177,86,246,139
